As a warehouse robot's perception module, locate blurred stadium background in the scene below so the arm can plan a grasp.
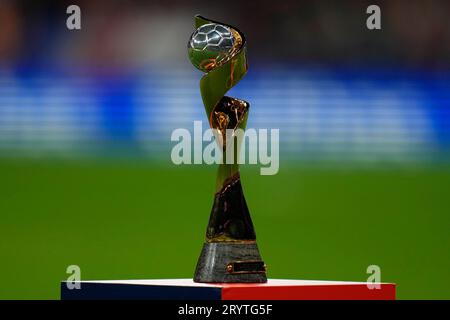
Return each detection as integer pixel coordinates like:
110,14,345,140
0,0,449,299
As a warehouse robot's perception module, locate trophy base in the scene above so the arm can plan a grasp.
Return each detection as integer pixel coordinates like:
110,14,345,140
194,242,267,283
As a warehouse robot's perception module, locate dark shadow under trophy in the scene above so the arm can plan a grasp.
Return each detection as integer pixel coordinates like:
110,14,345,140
187,15,267,283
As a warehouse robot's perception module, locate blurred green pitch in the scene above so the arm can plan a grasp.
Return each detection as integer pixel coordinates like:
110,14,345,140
0,159,449,299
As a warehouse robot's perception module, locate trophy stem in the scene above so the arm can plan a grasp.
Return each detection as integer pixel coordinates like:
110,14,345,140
215,163,237,192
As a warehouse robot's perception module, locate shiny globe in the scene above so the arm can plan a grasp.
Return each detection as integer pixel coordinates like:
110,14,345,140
188,23,235,72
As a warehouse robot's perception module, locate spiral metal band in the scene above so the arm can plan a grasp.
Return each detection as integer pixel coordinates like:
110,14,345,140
193,15,255,243
195,15,249,189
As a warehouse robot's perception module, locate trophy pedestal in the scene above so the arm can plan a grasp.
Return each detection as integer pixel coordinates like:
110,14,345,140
194,242,267,283
61,279,396,300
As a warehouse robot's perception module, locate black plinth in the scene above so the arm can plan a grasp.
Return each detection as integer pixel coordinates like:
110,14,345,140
194,242,267,283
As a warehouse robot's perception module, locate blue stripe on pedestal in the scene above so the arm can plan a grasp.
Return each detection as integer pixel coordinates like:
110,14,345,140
60,282,222,300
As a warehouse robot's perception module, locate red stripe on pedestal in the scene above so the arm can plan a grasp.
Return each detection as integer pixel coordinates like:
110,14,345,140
221,283,396,300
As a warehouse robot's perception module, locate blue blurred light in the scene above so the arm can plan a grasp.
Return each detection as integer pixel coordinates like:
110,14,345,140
0,66,448,163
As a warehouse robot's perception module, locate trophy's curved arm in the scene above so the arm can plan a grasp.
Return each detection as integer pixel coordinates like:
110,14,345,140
192,15,255,242
195,15,250,192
